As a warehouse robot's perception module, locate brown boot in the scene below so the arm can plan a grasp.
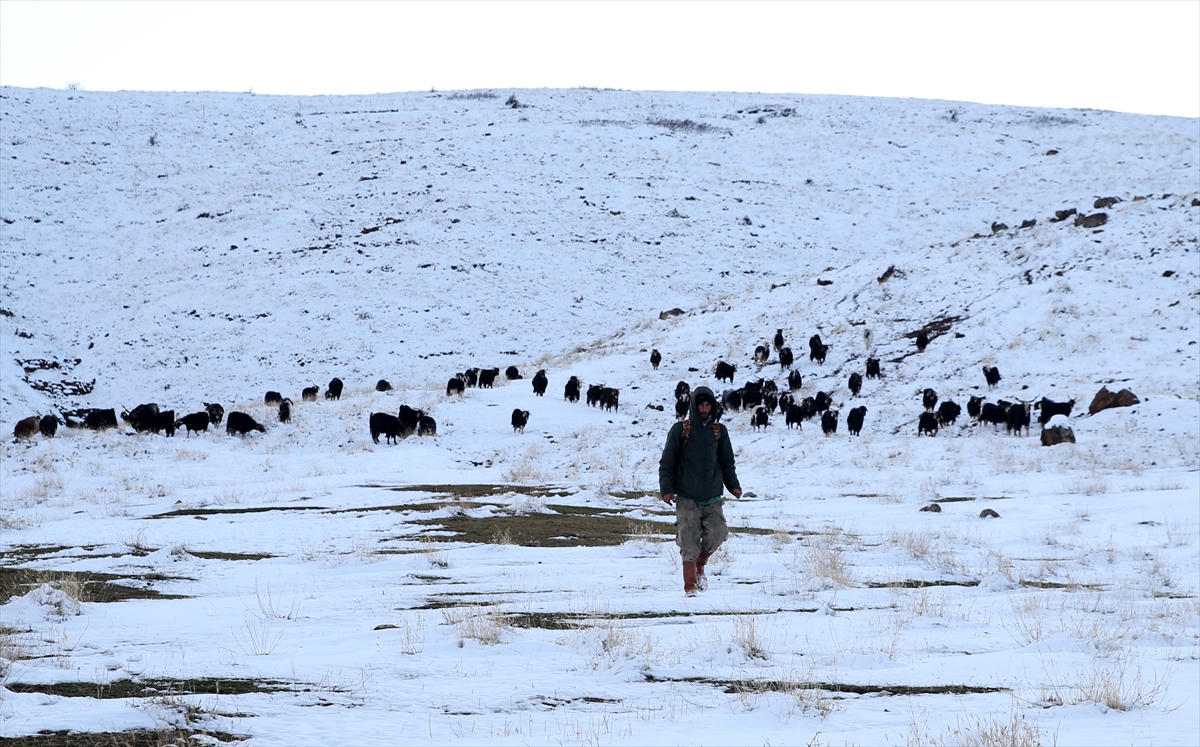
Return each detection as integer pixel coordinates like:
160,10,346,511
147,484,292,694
683,562,699,597
696,551,712,592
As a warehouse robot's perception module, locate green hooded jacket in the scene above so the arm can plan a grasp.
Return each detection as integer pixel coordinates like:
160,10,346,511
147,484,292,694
658,385,741,502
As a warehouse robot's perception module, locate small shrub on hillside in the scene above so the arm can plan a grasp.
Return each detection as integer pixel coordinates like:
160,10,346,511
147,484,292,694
448,91,497,100
648,118,728,135
443,605,508,645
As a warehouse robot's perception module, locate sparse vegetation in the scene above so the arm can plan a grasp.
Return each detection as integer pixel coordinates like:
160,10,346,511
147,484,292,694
442,604,508,645
448,91,497,100
648,118,729,134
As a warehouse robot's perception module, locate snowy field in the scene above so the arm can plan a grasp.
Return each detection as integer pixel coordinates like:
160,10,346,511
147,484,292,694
1,86,1198,746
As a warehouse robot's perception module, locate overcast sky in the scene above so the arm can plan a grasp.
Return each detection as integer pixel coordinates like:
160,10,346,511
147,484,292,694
1,1,1197,118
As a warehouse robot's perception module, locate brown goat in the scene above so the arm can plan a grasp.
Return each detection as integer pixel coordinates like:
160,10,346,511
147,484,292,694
14,416,39,440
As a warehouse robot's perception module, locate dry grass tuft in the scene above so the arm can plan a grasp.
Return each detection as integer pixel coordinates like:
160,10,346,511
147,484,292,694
730,614,770,660
421,537,451,568
797,529,856,588
442,605,508,646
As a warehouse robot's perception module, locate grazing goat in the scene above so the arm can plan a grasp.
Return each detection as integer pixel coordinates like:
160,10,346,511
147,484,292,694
325,377,344,400
370,412,404,444
398,405,422,437
821,409,839,435
227,411,266,436
846,406,867,436
714,360,736,383
417,415,437,437
813,391,832,414
14,416,39,440
918,411,939,436
586,384,604,407
922,388,938,412
122,403,160,432
599,387,620,412
478,368,500,388
785,403,806,429
1006,402,1031,436
722,388,744,412
979,402,1009,431
675,393,691,420
204,403,225,426
39,414,59,438
564,376,581,402
937,400,962,426
1036,397,1075,425
80,409,119,430
967,395,984,420
175,411,211,436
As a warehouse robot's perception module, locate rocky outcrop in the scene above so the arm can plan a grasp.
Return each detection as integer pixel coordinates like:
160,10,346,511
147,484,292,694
1041,422,1076,446
1088,386,1140,415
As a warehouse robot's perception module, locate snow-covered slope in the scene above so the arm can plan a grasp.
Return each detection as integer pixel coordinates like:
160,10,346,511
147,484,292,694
1,87,1197,746
2,88,1195,412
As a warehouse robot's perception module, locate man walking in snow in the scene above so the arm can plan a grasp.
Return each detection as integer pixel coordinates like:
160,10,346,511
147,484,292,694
658,385,742,596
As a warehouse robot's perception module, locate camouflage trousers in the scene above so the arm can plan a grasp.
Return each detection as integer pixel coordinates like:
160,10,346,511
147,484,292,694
674,496,729,563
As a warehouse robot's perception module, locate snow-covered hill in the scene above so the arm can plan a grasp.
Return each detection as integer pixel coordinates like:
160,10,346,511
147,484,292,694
1,87,1197,746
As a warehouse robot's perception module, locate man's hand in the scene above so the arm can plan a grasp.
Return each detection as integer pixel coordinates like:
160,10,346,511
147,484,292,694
731,489,743,499
661,493,676,506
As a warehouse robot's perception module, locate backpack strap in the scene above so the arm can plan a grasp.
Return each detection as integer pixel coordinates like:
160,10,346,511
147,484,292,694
680,419,720,450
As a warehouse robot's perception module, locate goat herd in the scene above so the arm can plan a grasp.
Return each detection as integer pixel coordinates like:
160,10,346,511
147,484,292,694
12,329,1077,447
10,378,349,442
669,330,1076,440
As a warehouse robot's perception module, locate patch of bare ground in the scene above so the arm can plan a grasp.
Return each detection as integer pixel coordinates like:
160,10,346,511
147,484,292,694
185,551,274,561
330,500,499,514
410,512,674,547
867,579,981,589
367,483,575,499
504,608,822,629
0,729,246,746
148,505,326,519
5,678,289,698
0,568,190,604
1019,579,1106,590
644,674,1007,696
2,545,73,560
932,496,1012,503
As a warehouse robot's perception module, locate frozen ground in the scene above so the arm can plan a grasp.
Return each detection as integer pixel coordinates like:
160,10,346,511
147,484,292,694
1,86,1198,745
